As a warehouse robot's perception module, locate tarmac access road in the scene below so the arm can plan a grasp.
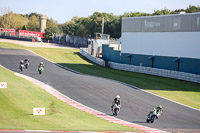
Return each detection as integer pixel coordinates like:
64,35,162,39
0,48,200,132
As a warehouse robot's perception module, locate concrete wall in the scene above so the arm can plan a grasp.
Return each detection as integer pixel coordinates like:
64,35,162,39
102,44,200,75
82,46,200,83
180,58,200,74
131,54,152,67
80,48,105,67
154,56,178,71
109,61,200,83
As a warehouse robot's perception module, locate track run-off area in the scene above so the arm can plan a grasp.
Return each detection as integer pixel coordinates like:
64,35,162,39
0,47,200,133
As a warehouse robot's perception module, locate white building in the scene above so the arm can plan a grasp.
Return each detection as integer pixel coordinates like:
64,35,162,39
121,12,200,59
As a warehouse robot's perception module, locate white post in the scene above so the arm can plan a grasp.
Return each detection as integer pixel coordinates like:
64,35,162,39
101,17,104,34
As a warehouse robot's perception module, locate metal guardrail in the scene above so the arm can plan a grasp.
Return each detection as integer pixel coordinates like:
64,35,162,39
80,48,105,67
108,61,200,83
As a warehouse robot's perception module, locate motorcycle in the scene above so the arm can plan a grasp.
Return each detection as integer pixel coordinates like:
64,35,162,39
112,103,121,116
38,66,44,74
19,64,25,71
146,110,158,123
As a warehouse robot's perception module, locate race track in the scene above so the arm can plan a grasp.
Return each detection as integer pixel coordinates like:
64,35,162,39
0,48,200,130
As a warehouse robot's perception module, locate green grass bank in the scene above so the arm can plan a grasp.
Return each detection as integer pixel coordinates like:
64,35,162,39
0,66,138,131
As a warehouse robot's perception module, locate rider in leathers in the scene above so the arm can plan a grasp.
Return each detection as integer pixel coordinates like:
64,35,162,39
148,105,162,119
155,105,162,118
38,62,44,68
111,95,121,110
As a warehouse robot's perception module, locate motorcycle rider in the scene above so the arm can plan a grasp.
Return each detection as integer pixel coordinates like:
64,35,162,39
38,62,44,68
148,105,162,119
38,62,44,74
24,58,29,63
20,60,24,65
156,105,162,118
111,95,121,110
24,58,30,69
19,60,25,71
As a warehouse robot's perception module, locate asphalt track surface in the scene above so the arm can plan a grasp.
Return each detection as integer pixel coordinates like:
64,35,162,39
0,48,200,130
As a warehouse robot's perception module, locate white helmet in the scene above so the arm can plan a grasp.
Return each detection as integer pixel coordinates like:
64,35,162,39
116,95,120,99
20,60,24,63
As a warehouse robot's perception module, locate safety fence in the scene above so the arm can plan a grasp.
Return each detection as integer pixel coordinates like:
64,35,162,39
108,61,200,83
52,34,88,48
80,48,105,67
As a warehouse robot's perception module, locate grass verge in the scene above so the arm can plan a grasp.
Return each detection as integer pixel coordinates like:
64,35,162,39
0,42,200,110
0,66,138,131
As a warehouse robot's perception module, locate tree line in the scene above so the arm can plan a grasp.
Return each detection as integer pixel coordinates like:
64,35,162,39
0,5,200,39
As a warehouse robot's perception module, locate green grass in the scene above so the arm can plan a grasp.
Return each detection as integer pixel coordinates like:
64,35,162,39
0,42,200,110
0,42,25,49
0,66,138,131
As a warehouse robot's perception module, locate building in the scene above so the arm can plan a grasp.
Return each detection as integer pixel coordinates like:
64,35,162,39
39,15,47,33
102,13,200,75
121,12,200,59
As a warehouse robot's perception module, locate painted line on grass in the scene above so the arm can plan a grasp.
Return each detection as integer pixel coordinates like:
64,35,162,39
27,49,200,112
14,72,168,133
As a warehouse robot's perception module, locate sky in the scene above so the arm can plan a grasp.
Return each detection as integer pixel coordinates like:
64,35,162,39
0,0,199,24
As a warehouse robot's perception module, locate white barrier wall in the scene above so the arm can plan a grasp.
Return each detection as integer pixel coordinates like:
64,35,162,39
108,61,200,83
80,48,105,67
121,32,200,59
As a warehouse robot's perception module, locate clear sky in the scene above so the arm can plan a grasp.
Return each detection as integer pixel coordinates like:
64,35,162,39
0,0,199,24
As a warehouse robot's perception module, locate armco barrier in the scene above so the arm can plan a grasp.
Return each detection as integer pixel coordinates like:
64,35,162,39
108,61,200,83
80,48,105,67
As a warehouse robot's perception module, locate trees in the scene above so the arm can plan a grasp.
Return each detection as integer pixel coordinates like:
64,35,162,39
74,17,90,37
0,11,28,29
61,12,121,38
0,11,40,31
62,17,79,36
45,18,61,39
27,15,40,31
153,9,171,15
185,5,200,13
105,16,121,38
